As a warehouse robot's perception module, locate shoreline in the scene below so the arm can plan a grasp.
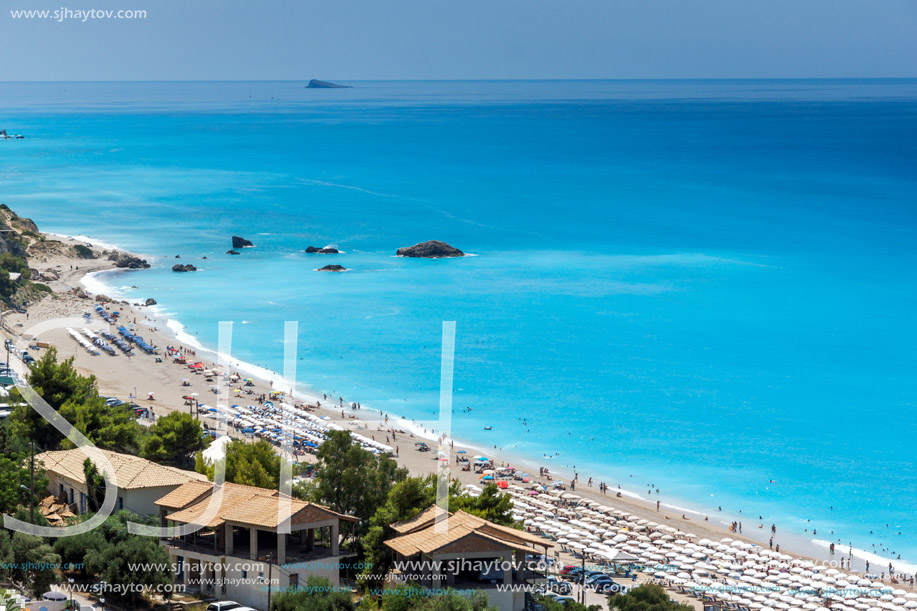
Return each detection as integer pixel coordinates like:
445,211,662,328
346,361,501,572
7,230,916,581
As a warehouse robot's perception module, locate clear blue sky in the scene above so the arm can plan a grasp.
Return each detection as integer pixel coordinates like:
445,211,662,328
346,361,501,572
2,0,917,80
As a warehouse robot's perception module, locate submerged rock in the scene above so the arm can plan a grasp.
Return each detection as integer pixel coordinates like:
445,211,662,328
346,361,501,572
317,264,347,272
305,246,340,254
231,236,254,249
226,250,240,255
396,240,464,258
172,264,197,272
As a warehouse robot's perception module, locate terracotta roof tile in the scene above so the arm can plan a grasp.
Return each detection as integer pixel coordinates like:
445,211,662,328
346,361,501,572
385,510,553,557
36,449,207,490
157,481,358,530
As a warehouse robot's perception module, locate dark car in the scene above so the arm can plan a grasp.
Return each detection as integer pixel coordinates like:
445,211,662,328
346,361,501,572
563,568,584,581
595,581,627,594
542,576,572,595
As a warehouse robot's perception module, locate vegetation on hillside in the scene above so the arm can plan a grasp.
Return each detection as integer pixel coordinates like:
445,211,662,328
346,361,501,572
9,347,144,453
607,584,695,611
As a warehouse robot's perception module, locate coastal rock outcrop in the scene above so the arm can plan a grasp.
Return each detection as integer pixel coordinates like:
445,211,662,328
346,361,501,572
144,298,157,306
94,294,113,303
305,246,340,254
226,250,240,255
317,264,347,272
108,251,151,269
231,236,254,249
396,240,465,258
306,79,351,89
32,268,59,282
73,244,96,259
172,264,197,272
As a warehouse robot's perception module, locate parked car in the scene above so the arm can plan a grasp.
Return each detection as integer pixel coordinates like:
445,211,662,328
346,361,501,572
563,567,584,581
105,397,125,407
205,602,244,611
584,571,610,585
595,581,627,594
542,576,572,595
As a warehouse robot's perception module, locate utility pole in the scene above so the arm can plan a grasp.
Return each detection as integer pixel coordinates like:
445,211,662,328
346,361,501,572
29,439,35,524
267,552,273,611
581,555,586,605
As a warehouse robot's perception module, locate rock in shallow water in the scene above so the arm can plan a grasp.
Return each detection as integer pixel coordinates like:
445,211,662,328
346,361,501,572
395,240,464,258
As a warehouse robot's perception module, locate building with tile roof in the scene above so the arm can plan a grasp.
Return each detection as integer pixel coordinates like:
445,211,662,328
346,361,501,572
36,448,207,516
155,480,359,610
384,508,554,611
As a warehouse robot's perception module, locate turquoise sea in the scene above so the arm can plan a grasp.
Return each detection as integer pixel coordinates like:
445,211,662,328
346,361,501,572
1,80,915,569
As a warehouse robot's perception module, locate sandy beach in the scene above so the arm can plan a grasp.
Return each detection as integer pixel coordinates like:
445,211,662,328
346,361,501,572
3,233,914,604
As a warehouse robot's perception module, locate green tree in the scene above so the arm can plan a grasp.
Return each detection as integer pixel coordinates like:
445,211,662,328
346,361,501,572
74,511,173,605
142,411,208,467
359,477,517,591
0,421,49,515
10,532,61,597
10,348,142,452
271,576,356,611
533,594,601,611
375,583,496,610
308,430,407,534
607,584,694,611
0,529,13,583
24,347,96,409
52,528,105,576
197,438,280,488
452,483,517,527
83,458,106,513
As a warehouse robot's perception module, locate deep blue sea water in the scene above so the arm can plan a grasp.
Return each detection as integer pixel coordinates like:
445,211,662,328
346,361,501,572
1,80,915,568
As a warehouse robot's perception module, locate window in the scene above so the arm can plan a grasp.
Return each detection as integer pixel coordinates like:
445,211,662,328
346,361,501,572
289,574,299,589
118,497,124,510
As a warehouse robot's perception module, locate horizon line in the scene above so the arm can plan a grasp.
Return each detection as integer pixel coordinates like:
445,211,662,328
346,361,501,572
2,77,917,84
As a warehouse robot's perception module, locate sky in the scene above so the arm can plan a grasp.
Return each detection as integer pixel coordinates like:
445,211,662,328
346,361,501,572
1,0,916,80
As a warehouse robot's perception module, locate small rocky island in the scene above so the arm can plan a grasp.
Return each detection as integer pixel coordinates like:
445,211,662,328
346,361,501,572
317,264,347,272
232,236,254,249
108,251,151,269
305,79,351,89
172,264,197,272
396,240,465,258
305,246,340,254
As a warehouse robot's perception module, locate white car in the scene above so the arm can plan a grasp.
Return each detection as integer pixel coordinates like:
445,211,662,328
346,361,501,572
206,603,244,611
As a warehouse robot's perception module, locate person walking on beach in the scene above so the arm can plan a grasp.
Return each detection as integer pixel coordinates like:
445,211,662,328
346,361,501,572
657,500,661,511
